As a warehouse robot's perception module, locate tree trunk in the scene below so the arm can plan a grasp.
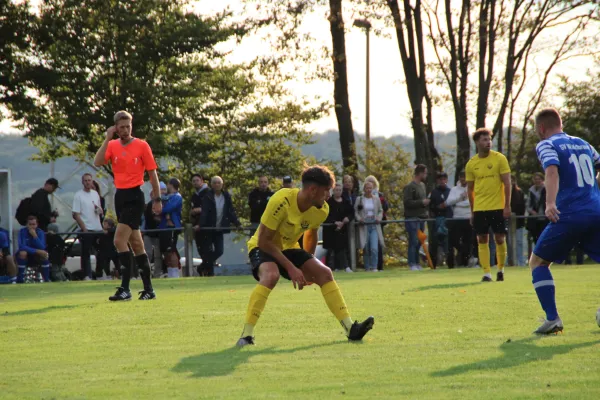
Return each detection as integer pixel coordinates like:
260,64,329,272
328,0,358,175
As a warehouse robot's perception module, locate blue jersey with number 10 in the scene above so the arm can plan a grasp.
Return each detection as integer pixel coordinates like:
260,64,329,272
536,132,600,215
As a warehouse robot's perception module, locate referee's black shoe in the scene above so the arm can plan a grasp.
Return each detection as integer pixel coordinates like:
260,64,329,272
108,287,132,301
348,316,375,341
138,290,156,300
496,271,504,282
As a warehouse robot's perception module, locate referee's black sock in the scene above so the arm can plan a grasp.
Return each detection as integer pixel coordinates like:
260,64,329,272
135,253,153,292
118,251,133,291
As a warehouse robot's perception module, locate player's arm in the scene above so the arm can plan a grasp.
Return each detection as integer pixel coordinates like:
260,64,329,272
94,127,116,167
501,172,511,218
257,224,306,289
544,165,560,223
303,228,318,255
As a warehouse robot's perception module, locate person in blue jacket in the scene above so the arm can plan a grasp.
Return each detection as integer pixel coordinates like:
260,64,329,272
17,215,50,283
159,178,183,277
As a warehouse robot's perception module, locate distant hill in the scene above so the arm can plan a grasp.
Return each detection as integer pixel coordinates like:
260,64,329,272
0,130,459,227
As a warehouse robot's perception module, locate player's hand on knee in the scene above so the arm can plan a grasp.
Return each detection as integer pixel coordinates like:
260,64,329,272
289,267,306,290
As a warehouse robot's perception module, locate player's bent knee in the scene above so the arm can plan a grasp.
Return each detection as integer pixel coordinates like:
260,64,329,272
477,235,489,244
495,234,506,244
17,251,27,260
258,263,280,288
529,253,548,270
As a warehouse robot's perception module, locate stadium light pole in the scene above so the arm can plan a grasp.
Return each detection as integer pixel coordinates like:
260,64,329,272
353,18,372,171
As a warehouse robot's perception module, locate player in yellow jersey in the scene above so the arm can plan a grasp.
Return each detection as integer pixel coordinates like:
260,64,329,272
236,165,375,347
465,128,512,282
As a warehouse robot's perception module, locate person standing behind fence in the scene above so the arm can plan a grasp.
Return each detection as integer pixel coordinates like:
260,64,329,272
446,171,473,267
92,180,106,222
160,178,183,278
72,173,103,280
466,128,511,283
144,182,166,278
323,183,354,273
510,176,527,266
403,165,429,271
429,172,453,268
28,178,59,231
94,110,162,301
526,172,548,246
342,175,358,206
199,176,241,276
365,176,389,271
248,176,274,235
96,218,119,280
355,181,384,272
190,173,209,274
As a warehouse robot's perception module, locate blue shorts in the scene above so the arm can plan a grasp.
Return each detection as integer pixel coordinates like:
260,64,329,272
533,213,600,263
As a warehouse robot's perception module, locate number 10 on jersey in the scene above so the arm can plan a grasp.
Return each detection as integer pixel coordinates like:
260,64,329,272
569,154,595,187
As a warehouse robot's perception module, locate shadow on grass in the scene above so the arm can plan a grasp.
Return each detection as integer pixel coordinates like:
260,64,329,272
2,304,79,317
172,341,342,378
431,336,600,377
408,282,482,293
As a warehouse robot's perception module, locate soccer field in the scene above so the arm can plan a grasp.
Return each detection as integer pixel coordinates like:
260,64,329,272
1,266,600,399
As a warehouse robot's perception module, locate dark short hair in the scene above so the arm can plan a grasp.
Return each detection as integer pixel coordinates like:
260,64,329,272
168,178,181,191
27,215,38,223
535,108,561,129
473,128,493,143
437,172,448,179
46,178,59,188
301,165,335,188
191,173,205,181
533,172,544,180
414,164,427,176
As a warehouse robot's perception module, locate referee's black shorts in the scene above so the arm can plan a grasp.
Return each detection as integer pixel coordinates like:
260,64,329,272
115,187,145,230
249,247,313,282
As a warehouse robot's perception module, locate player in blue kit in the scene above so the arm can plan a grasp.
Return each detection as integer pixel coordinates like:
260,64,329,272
529,108,600,334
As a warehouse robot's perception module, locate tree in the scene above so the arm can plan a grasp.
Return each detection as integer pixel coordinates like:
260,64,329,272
560,71,600,151
387,0,441,189
328,0,358,175
0,0,35,122
6,0,325,220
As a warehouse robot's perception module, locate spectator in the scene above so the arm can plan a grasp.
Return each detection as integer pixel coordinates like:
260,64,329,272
510,175,527,266
365,175,389,271
199,176,241,276
72,173,104,280
355,181,385,272
16,216,50,283
160,178,183,278
429,172,453,268
527,172,548,245
29,178,59,231
143,182,166,278
446,171,473,267
403,165,429,271
46,223,68,282
92,180,107,222
190,173,210,272
96,218,119,280
282,176,294,189
248,176,274,233
323,183,354,273
342,174,358,206
0,218,17,283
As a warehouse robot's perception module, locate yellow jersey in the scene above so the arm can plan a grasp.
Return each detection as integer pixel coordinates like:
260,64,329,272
247,188,329,252
465,150,511,212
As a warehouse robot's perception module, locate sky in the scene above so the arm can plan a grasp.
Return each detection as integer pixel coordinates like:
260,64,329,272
1,0,596,138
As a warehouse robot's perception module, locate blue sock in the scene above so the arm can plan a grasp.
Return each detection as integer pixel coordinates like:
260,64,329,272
532,266,558,321
17,267,25,283
41,266,50,282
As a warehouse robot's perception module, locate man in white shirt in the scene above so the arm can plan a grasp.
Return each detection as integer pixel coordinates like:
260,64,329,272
72,173,103,280
446,170,474,267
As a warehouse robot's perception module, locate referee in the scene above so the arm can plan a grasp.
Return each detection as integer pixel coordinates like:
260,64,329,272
466,128,511,282
94,111,162,300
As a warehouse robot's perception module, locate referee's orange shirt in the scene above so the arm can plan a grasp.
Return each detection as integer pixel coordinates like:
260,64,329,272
104,138,158,189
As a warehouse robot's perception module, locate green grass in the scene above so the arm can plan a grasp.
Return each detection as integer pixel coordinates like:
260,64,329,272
2,266,600,399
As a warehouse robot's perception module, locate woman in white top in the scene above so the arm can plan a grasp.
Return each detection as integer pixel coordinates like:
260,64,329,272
354,181,385,272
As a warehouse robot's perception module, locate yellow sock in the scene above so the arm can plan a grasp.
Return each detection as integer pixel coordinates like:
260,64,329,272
479,243,491,274
496,241,507,271
242,284,271,337
321,281,353,333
